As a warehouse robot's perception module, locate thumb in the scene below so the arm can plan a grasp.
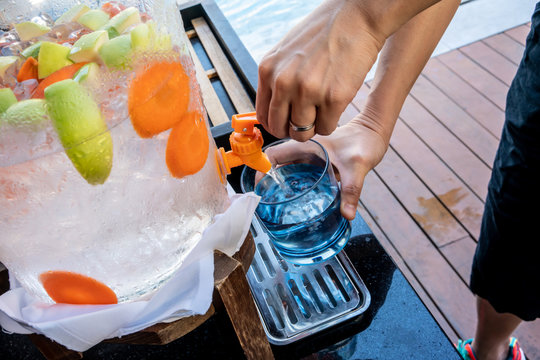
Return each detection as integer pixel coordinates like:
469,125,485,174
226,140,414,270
338,170,367,220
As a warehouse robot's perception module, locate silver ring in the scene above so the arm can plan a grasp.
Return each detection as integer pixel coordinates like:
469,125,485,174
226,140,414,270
289,121,315,132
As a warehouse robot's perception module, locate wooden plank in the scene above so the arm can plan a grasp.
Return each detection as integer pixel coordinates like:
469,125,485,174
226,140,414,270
359,79,492,202
232,232,256,273
398,95,492,201
422,58,505,139
439,236,476,284
192,17,254,114
214,252,274,360
438,49,508,110
206,68,218,79
390,120,484,239
186,36,229,126
28,335,82,360
185,29,196,39
374,147,469,247
410,75,499,167
360,170,476,339
356,202,460,341
459,41,518,86
505,24,531,46
483,33,526,65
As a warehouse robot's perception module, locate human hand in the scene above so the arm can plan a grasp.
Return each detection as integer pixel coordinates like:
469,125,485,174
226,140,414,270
314,112,389,220
256,0,384,142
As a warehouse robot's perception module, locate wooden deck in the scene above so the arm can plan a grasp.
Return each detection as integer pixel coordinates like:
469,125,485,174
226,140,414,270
340,23,540,358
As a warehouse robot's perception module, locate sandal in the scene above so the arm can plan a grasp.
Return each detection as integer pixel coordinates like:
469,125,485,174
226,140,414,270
455,337,527,360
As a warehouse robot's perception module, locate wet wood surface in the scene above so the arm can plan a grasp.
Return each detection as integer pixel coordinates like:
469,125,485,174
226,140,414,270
343,23,540,359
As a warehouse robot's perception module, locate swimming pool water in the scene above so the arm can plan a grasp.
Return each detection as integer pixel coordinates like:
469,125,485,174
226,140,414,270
214,0,323,63
213,0,537,68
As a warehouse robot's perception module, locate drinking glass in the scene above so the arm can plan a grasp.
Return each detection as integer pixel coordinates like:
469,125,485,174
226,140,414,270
241,139,351,265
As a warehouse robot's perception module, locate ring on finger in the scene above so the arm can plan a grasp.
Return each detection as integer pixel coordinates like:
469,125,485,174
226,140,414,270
289,120,315,132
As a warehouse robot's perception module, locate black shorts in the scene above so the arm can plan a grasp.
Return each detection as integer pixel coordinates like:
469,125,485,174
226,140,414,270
469,3,540,321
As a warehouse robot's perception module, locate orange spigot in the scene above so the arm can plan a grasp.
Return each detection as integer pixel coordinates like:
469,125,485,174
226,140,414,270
217,112,272,180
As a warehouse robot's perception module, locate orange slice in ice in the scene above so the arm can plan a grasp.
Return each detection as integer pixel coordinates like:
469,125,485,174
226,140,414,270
40,270,118,305
166,110,209,178
128,60,190,138
17,56,39,82
32,62,88,99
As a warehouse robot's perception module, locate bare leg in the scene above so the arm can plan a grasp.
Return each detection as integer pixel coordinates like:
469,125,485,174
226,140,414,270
472,297,523,360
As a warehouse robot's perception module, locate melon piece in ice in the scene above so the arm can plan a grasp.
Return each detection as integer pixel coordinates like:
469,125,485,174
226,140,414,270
104,7,141,35
69,30,108,63
14,22,51,42
130,23,150,50
0,88,17,114
100,24,120,40
77,10,110,31
0,56,18,78
21,41,42,59
37,42,73,79
45,79,113,185
55,4,90,25
2,99,49,130
98,34,132,69
73,62,100,86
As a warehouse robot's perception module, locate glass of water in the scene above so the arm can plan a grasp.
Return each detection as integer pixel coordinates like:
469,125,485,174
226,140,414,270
241,139,351,265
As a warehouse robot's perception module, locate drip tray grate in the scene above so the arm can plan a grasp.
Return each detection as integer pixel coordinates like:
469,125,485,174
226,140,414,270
246,219,371,345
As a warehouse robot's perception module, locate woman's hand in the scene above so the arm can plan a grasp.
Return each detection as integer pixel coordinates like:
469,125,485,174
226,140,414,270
256,0,384,142
315,110,390,220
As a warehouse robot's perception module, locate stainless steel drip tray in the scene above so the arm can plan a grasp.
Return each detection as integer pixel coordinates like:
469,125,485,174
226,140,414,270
246,219,371,345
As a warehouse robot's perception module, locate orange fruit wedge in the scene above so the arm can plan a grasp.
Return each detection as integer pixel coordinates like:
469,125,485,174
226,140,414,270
17,56,39,82
128,60,190,138
32,62,88,99
166,110,209,178
40,270,118,305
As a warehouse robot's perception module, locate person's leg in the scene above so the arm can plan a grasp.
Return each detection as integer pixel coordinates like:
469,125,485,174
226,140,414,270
471,297,522,360
464,7,540,360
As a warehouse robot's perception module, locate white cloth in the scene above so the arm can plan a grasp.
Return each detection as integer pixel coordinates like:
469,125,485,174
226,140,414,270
0,190,260,352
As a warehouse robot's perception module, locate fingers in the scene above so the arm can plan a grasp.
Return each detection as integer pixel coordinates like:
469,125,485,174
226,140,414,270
338,169,366,220
256,54,276,132
289,102,317,142
259,85,347,141
255,78,271,132
315,87,351,135
257,56,350,140
265,139,316,165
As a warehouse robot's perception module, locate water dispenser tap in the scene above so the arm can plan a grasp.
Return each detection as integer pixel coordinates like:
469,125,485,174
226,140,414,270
217,112,272,178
